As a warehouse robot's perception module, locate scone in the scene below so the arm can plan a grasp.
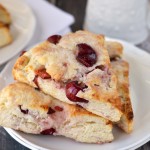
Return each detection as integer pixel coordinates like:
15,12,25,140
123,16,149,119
0,23,12,47
0,82,113,143
105,41,123,61
111,60,133,133
13,31,122,122
0,4,11,25
106,41,134,133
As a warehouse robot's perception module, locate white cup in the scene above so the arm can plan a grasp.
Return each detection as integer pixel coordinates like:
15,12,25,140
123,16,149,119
84,0,150,44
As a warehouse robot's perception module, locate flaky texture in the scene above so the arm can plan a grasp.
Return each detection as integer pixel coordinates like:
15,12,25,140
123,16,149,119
105,41,123,60
106,41,134,133
13,31,122,122
0,82,113,143
111,60,133,133
0,4,11,25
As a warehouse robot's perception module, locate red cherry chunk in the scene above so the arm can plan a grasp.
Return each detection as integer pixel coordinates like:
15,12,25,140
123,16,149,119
65,81,88,103
54,106,63,111
41,128,56,135
33,75,39,89
19,105,28,114
95,65,105,71
47,35,61,44
110,56,120,61
47,107,55,114
76,43,97,67
20,50,26,57
35,68,51,79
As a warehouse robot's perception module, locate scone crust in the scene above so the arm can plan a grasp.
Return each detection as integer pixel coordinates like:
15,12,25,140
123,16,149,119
111,60,133,133
105,41,123,59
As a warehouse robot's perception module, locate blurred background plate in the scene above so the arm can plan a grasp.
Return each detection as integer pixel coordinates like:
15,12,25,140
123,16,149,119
0,0,36,65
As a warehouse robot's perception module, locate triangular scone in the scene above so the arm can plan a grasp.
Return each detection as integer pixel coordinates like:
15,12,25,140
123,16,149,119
106,41,134,133
111,60,133,133
13,31,122,122
0,82,113,143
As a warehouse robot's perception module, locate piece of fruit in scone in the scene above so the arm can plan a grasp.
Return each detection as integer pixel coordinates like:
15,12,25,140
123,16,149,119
111,60,134,133
0,82,113,143
13,31,122,122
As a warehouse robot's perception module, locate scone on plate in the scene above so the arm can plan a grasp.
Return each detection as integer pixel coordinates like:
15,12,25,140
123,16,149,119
106,41,134,133
13,31,122,122
0,23,12,47
0,82,113,143
0,4,12,47
111,60,133,133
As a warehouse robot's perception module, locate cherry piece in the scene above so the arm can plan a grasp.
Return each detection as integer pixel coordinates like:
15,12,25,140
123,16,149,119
19,105,28,114
41,128,56,135
33,75,39,89
110,56,120,61
47,107,55,114
76,43,97,67
76,104,83,108
95,65,105,71
65,81,88,103
34,88,40,91
35,68,51,79
47,35,61,44
20,50,26,57
54,106,63,111
128,112,134,120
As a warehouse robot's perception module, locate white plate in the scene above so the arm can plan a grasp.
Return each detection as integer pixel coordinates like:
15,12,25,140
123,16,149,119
0,0,36,65
0,38,150,150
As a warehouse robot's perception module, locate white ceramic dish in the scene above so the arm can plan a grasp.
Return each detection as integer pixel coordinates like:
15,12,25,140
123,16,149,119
0,38,150,150
0,0,36,65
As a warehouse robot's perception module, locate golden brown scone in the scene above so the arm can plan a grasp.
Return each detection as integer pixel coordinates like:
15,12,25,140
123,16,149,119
0,82,113,143
111,60,133,133
106,41,134,133
0,4,12,47
0,4,11,25
0,25,12,47
105,41,123,60
13,31,122,122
